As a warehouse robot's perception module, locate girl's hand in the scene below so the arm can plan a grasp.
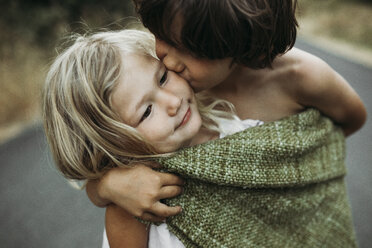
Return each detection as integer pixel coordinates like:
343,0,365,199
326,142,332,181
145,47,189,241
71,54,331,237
86,164,184,222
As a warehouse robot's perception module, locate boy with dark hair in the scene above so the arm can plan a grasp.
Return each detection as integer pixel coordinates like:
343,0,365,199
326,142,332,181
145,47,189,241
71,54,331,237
88,1,365,247
135,0,298,68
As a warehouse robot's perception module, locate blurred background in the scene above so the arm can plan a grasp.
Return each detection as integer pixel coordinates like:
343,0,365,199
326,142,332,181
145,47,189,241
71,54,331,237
0,0,372,144
0,0,136,143
0,0,371,247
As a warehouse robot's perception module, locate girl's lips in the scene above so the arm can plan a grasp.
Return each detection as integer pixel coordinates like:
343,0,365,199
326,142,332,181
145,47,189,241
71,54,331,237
178,107,191,128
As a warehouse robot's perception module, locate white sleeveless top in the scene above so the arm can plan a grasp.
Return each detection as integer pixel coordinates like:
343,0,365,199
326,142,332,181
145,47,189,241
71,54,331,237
102,118,264,248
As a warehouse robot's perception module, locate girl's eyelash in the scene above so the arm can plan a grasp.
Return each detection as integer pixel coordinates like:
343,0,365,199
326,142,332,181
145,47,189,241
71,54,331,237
160,70,168,85
140,105,152,123
139,69,166,124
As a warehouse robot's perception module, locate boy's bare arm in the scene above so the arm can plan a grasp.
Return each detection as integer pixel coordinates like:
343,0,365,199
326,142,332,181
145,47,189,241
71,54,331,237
292,50,367,136
106,204,149,248
85,164,183,222
86,179,111,207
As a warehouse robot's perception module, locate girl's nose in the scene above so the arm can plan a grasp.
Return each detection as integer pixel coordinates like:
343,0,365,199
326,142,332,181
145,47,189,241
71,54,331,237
159,90,182,116
155,39,185,73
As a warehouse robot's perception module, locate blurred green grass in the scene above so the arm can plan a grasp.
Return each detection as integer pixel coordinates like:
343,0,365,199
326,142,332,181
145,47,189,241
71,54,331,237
0,0,136,143
0,0,371,143
298,0,372,50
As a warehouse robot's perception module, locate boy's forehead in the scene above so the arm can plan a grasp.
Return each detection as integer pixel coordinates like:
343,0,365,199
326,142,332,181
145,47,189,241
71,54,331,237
169,12,183,42
140,0,185,46
158,14,196,55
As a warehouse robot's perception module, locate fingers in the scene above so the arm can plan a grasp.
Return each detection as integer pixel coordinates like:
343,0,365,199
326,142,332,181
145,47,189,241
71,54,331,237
140,206,182,222
159,172,185,186
137,202,182,221
149,202,182,218
141,161,161,169
158,185,183,199
135,204,182,222
133,162,185,186
140,212,166,223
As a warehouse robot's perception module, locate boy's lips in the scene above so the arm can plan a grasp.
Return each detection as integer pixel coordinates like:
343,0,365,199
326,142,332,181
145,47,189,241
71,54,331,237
177,107,191,129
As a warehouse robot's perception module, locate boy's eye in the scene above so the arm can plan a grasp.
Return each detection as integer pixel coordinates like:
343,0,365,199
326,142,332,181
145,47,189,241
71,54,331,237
140,105,152,123
159,70,168,86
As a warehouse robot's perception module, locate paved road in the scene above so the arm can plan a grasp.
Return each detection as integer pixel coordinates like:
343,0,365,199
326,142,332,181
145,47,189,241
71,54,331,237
0,39,371,248
297,39,372,248
0,125,105,248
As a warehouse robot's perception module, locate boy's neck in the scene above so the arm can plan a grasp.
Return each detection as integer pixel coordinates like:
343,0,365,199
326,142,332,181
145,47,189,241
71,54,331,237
210,64,268,95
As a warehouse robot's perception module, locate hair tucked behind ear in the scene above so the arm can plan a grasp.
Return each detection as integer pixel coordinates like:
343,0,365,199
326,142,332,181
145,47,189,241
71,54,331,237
43,29,160,180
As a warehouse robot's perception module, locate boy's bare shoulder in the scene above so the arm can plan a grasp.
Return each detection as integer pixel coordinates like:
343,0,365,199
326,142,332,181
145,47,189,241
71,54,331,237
279,48,333,82
275,48,337,94
280,48,366,136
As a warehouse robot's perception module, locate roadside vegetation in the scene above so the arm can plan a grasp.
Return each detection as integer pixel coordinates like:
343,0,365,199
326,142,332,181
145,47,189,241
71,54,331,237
0,0,371,143
0,0,135,143
298,0,372,51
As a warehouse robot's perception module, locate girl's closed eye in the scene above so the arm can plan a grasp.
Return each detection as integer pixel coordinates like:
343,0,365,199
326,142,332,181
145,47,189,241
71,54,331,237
140,105,152,123
159,70,168,86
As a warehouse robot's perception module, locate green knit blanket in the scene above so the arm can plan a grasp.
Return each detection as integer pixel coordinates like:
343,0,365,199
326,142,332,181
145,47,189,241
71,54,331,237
155,109,357,248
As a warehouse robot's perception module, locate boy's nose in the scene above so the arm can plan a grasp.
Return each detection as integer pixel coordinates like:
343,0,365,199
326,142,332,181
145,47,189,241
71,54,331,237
163,56,185,74
155,38,167,60
155,39,185,73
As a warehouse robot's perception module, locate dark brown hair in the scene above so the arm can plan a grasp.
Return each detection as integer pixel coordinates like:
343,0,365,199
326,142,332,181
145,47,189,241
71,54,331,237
134,0,298,68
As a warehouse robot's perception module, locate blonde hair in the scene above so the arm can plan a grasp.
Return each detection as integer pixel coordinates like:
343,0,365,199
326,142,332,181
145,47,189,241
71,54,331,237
43,29,238,180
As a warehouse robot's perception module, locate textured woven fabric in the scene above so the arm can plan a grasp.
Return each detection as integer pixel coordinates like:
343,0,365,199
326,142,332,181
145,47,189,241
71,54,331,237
155,109,356,248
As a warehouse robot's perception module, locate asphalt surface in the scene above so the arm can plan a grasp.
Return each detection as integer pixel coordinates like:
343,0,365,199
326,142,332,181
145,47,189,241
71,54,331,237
0,39,371,248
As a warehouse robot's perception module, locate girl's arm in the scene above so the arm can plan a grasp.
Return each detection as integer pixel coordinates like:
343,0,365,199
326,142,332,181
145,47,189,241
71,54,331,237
86,164,184,222
292,50,367,136
105,204,149,248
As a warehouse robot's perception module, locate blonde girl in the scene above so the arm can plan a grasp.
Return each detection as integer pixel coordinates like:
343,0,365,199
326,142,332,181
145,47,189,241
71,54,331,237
43,29,240,180
43,29,256,247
